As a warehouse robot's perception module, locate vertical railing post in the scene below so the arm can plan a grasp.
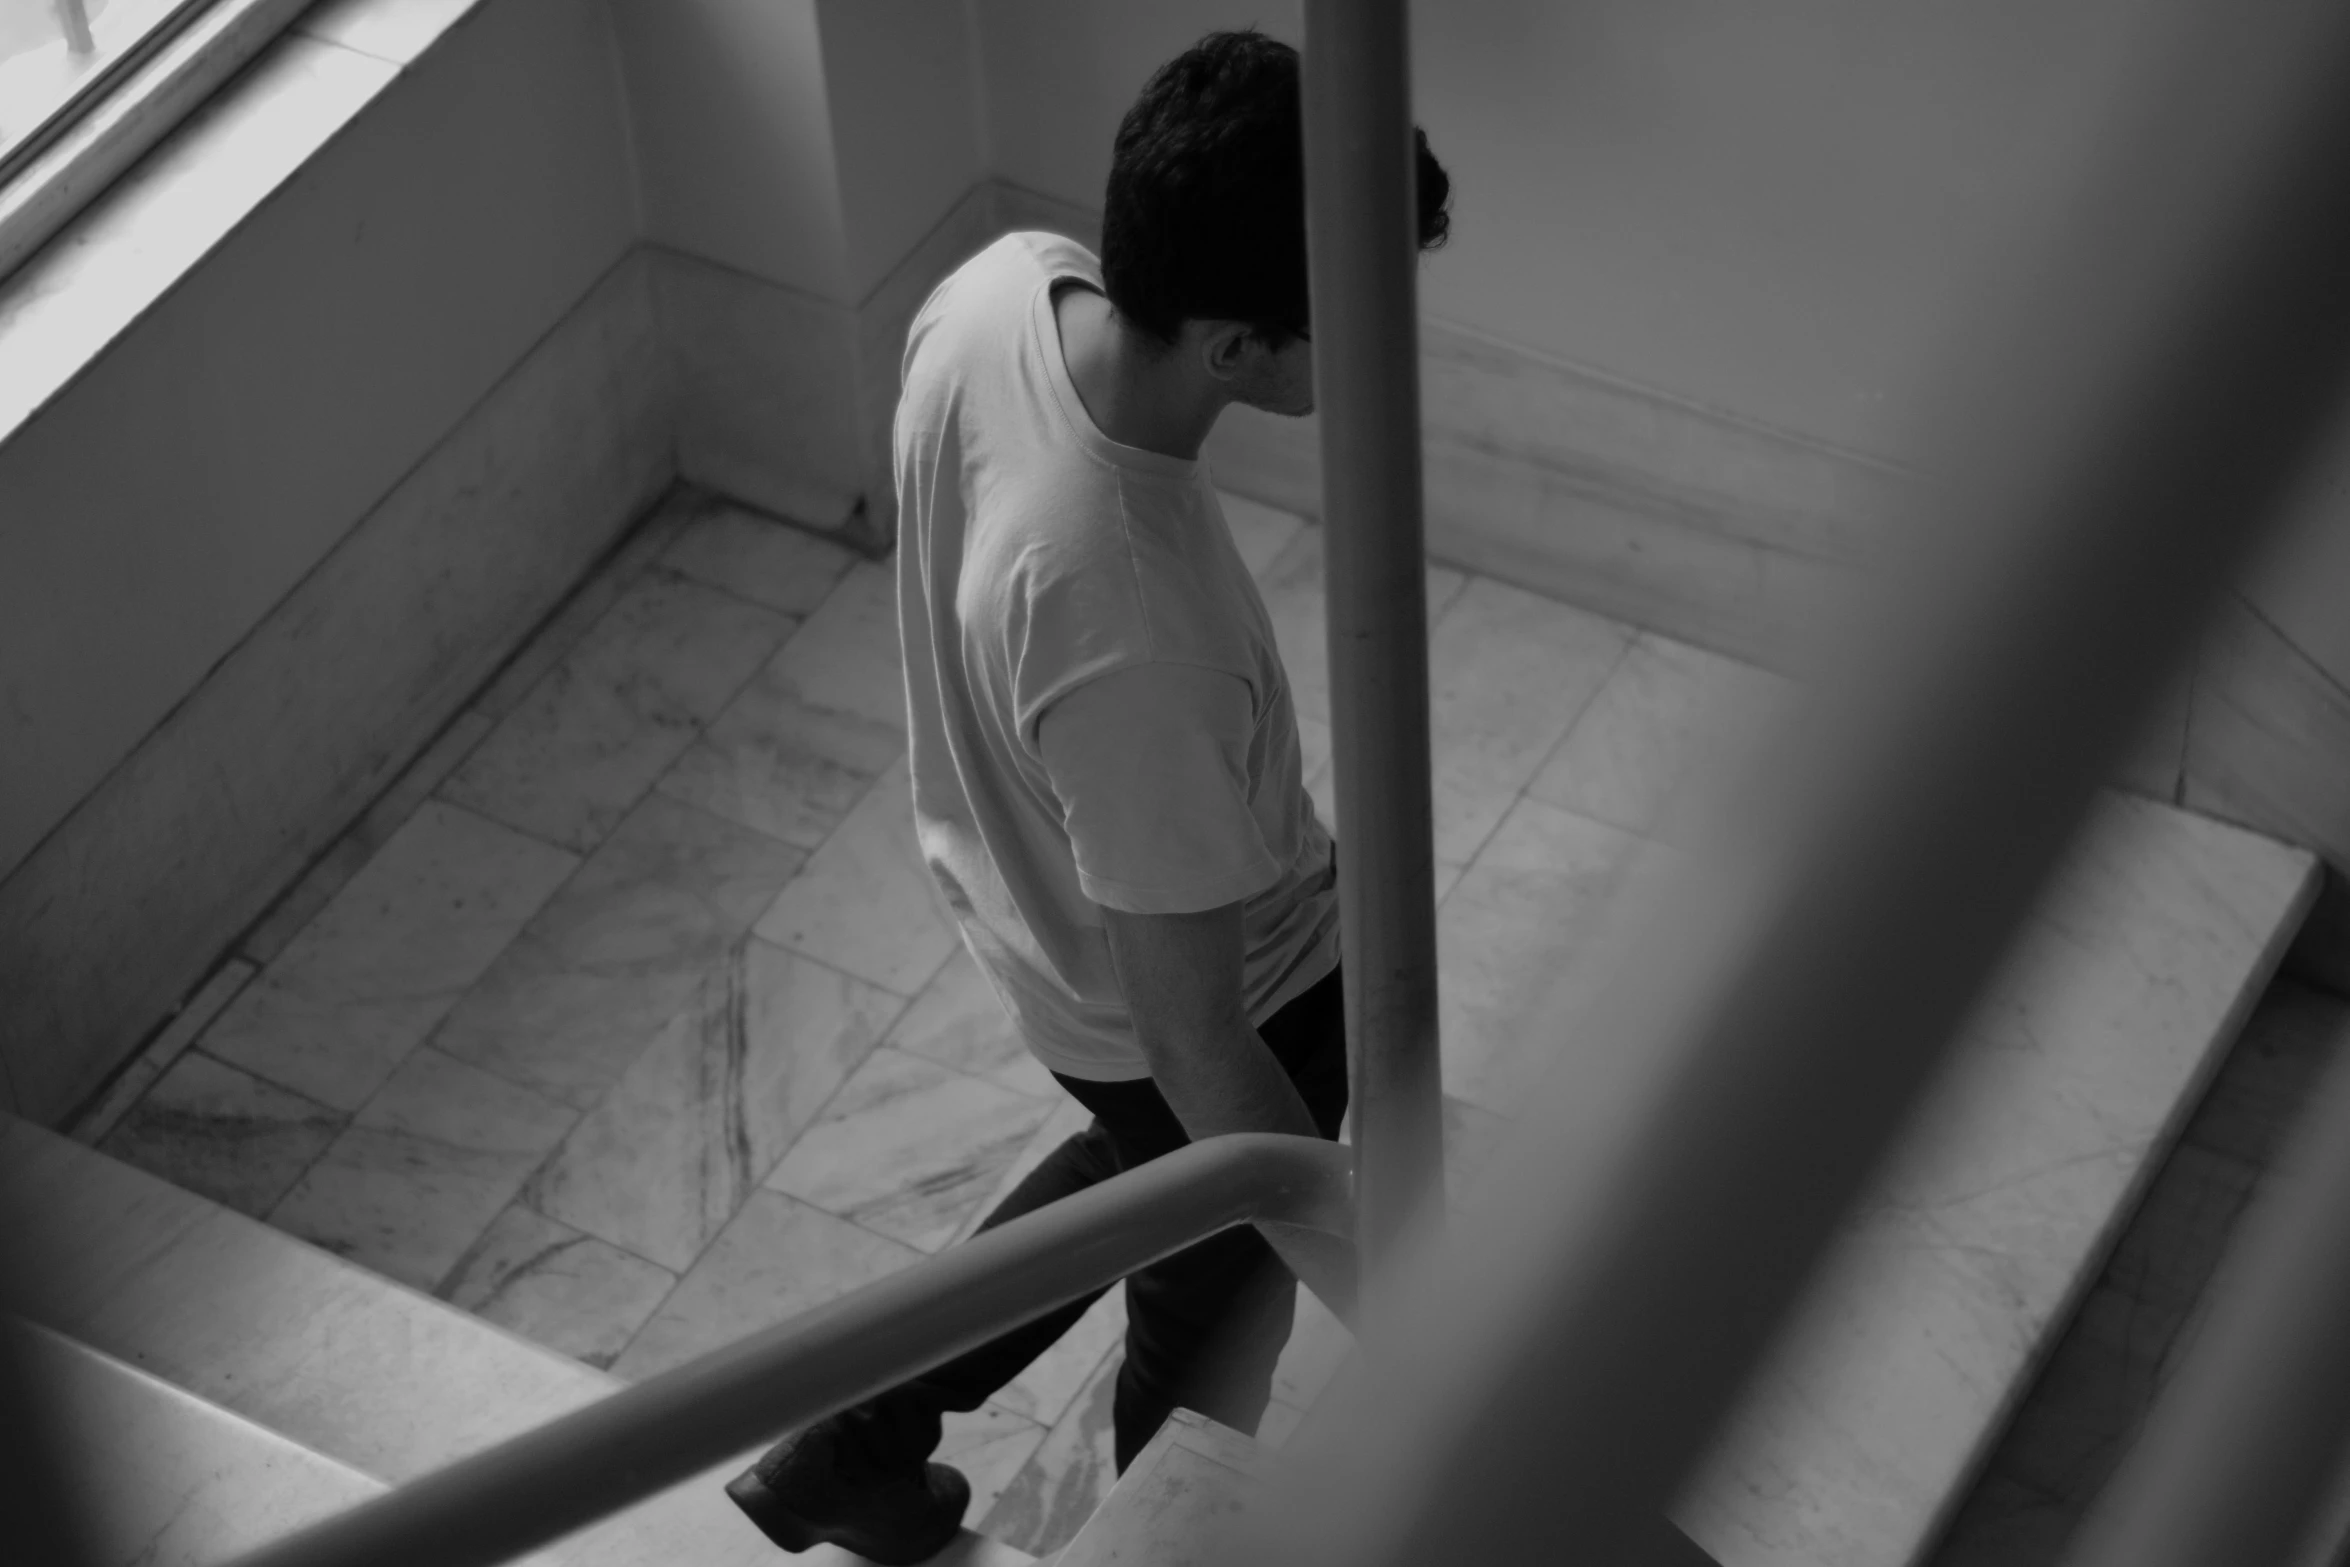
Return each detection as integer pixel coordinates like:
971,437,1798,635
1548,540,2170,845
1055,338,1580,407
1298,0,1447,1303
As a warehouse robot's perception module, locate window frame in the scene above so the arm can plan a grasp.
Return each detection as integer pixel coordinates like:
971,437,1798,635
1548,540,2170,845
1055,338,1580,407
0,0,318,286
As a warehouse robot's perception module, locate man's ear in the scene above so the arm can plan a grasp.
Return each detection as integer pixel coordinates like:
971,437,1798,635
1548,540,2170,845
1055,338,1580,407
1197,320,1260,384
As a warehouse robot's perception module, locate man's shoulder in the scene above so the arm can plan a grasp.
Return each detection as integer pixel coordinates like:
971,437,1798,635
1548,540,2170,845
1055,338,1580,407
933,231,1098,318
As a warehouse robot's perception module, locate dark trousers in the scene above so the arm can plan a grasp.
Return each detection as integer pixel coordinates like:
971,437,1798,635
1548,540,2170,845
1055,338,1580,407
828,960,1351,1479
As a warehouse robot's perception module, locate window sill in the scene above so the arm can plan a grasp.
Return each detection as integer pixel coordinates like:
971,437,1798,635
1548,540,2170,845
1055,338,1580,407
0,0,491,447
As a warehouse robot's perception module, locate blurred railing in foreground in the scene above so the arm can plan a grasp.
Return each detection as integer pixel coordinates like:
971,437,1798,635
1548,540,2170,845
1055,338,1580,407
1246,0,2350,1564
10,0,2350,1564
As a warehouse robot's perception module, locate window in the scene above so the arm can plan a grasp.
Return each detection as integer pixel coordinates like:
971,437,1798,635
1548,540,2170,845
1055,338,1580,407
1,0,216,180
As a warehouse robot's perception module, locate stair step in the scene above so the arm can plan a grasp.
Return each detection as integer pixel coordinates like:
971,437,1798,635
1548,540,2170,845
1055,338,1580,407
1050,1409,1718,1567
1237,794,2316,1566
0,1116,1031,1567
1674,794,2320,1566
16,1317,383,1567
1049,1410,1264,1567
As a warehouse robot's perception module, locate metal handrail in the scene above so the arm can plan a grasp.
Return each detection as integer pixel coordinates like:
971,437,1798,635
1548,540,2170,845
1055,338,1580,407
209,1132,1352,1567
1235,1,2350,1565
1298,0,1446,1297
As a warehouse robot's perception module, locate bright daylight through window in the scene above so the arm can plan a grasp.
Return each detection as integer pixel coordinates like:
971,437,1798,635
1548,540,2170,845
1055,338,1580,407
0,0,208,176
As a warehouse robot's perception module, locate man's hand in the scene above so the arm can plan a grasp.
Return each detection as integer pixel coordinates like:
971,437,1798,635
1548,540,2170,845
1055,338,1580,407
1099,899,1356,1324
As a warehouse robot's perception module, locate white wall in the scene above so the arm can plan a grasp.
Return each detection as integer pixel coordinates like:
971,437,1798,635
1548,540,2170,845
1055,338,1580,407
607,0,847,297
819,0,987,302
0,0,640,887
610,0,984,308
966,0,2215,465
970,1,1302,220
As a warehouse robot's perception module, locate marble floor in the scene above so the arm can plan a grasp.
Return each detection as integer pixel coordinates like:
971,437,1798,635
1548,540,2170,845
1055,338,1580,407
72,486,1785,1560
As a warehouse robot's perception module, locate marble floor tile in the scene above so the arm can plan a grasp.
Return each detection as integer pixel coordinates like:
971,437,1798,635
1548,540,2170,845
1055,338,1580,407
527,937,903,1272
657,552,911,859
765,1047,1057,1253
749,559,908,734
98,1052,344,1219
74,959,257,1147
1254,526,1468,727
888,946,1060,1098
1215,491,1305,579
987,1287,1128,1429
1435,797,1646,1115
980,1345,1122,1560
201,802,579,1112
941,1404,1052,1523
1527,630,1789,840
440,570,798,853
471,498,702,721
610,1189,924,1382
269,1047,576,1293
1424,576,1635,866
431,792,805,1110
241,711,496,967
754,758,962,996
440,1202,678,1370
660,503,859,617
656,611,909,852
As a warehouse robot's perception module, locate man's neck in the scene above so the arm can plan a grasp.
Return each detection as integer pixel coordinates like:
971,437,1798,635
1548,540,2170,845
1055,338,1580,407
1054,281,1223,462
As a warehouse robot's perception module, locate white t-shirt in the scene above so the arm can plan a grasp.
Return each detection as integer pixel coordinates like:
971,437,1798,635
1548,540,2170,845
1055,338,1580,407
893,231,1340,1082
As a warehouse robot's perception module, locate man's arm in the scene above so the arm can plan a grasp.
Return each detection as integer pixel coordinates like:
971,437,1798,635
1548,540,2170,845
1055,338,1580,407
1099,898,1355,1323
1098,898,1318,1144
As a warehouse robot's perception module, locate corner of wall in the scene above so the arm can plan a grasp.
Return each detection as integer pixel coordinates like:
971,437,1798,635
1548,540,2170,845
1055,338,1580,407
0,251,675,1127
597,0,654,242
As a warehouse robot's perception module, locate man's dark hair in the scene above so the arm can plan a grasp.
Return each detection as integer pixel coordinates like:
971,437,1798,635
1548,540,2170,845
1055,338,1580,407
1100,28,1452,355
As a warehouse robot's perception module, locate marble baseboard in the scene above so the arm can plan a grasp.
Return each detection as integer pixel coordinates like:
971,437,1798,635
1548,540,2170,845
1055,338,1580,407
70,958,257,1148
1187,271,1914,677
0,247,674,1128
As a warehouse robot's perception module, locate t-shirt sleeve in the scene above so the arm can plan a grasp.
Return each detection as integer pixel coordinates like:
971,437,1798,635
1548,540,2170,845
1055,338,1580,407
1035,661,1281,914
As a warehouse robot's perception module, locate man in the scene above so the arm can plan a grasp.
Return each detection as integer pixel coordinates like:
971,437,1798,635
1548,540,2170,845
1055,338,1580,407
725,29,1453,1563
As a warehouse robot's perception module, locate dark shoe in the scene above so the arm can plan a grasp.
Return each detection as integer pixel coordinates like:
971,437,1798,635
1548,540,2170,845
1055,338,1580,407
724,1421,970,1565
